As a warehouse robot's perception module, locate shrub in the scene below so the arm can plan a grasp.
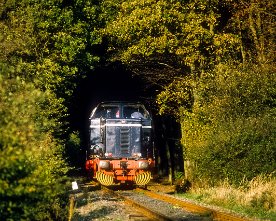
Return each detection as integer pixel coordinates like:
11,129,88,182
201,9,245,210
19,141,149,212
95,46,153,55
0,74,69,220
181,63,276,184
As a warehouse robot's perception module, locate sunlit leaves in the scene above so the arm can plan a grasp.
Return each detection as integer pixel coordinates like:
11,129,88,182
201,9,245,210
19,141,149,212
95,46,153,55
181,64,276,183
0,72,69,220
0,0,102,99
104,0,214,68
224,0,275,64
156,79,193,118
0,0,106,219
101,0,243,100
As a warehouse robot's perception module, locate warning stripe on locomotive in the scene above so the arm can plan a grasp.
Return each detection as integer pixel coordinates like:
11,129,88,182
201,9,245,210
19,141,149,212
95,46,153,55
96,171,114,186
134,172,152,186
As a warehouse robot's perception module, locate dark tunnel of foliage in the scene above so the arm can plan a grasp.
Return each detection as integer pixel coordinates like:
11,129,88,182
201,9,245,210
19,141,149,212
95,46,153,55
0,0,275,220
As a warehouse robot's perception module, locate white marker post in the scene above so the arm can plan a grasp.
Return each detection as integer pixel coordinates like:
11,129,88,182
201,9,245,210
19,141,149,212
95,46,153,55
72,181,78,190
69,181,78,221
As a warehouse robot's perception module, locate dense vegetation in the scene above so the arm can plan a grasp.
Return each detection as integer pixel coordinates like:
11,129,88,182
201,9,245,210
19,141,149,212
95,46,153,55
0,67,69,220
0,0,100,220
101,0,275,183
0,0,275,219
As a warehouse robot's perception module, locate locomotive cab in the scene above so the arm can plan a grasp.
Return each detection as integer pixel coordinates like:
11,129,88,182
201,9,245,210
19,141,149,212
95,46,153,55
85,101,155,186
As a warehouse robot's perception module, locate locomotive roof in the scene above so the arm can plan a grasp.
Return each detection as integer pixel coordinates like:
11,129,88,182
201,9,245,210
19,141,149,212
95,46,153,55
96,101,144,106
90,100,152,120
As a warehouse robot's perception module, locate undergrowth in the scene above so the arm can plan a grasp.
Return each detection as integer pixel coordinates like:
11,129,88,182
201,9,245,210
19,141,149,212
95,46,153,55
177,175,276,220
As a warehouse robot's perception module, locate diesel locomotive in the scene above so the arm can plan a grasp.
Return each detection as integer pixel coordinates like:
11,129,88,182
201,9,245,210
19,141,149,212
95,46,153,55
85,101,155,186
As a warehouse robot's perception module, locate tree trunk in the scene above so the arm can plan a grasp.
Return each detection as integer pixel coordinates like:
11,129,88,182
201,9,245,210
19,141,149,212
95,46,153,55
166,140,173,184
248,3,266,64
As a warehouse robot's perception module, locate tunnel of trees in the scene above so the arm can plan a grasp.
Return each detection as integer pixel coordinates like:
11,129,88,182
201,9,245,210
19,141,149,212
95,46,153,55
0,0,275,220
67,62,183,178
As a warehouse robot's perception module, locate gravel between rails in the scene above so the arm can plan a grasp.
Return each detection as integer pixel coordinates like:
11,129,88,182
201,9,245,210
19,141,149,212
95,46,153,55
119,190,211,221
71,188,141,221
70,184,211,221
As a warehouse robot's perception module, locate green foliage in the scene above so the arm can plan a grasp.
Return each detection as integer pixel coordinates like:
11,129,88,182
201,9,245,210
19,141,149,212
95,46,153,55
181,64,276,184
103,0,239,78
0,0,275,217
0,0,106,218
0,0,106,219
99,0,276,186
156,79,193,118
66,131,83,168
0,0,101,99
224,0,275,64
250,191,275,212
0,71,69,220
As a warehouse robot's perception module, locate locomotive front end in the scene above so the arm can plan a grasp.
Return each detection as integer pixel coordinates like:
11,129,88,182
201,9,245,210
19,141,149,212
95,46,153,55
85,101,155,186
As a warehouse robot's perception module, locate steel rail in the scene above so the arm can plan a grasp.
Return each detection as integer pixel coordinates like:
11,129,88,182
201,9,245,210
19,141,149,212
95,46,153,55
120,194,174,221
135,188,257,221
82,182,261,221
101,186,174,221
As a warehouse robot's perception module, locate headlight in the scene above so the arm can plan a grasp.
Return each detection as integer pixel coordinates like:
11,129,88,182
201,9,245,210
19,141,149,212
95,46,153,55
138,161,149,169
132,152,142,158
105,152,113,157
99,161,110,169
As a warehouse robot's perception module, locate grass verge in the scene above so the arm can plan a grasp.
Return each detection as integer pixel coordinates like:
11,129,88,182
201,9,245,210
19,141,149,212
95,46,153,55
177,175,276,220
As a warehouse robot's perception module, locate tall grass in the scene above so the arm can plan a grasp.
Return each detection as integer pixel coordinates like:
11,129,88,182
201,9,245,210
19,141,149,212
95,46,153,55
182,175,276,219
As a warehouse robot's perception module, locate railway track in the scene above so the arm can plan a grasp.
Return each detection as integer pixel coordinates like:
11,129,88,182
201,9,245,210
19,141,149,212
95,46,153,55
104,185,257,221
134,187,255,221
73,181,262,221
102,186,205,221
116,193,175,221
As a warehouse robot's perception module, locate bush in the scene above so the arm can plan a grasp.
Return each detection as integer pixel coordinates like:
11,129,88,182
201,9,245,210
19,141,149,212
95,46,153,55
181,63,276,184
0,74,70,220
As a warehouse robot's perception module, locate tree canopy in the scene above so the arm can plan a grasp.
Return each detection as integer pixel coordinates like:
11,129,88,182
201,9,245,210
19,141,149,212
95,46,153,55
101,0,275,183
0,0,275,219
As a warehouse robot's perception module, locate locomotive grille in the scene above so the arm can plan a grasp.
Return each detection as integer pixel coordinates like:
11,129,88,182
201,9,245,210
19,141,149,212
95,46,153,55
120,127,130,154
